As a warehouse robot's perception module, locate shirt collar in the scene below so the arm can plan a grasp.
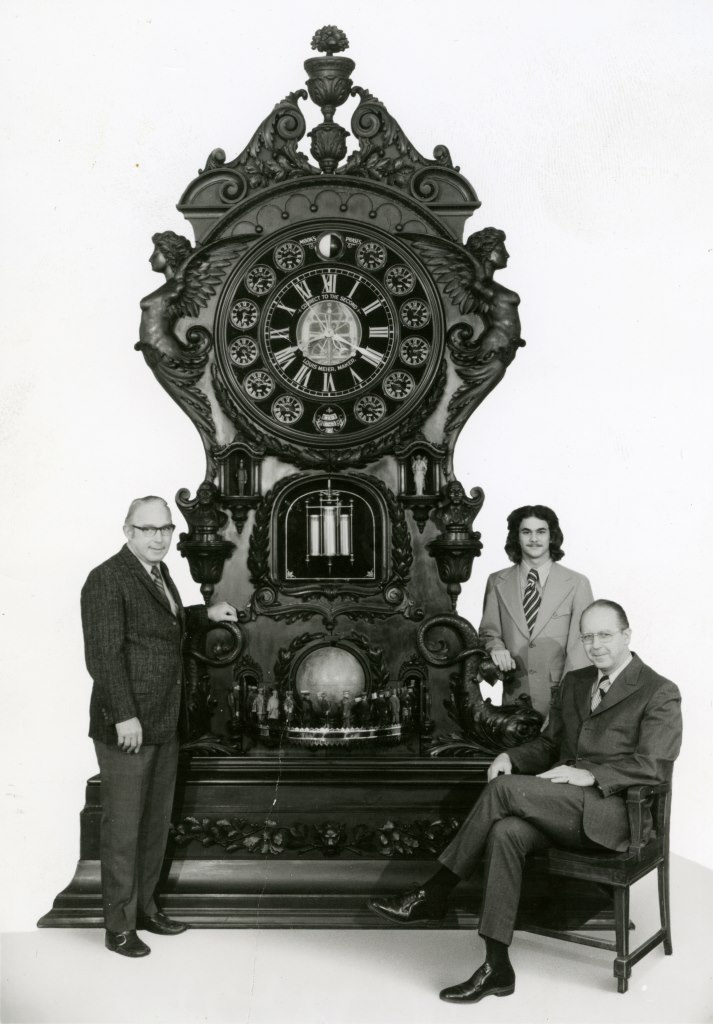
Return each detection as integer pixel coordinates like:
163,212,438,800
130,549,163,576
599,653,633,685
520,558,552,587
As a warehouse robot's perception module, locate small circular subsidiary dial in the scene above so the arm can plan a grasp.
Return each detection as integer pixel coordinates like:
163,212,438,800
244,370,275,400
272,393,304,423
399,299,431,329
217,226,443,446
356,241,387,270
230,299,259,330
229,337,259,366
385,265,415,295
245,265,276,295
399,335,430,366
383,371,415,401
274,241,304,271
354,394,386,424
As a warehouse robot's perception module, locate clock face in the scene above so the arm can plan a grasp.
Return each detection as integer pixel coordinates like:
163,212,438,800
216,225,443,444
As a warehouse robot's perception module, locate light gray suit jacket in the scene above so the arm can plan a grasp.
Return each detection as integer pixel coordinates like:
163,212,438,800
479,562,593,716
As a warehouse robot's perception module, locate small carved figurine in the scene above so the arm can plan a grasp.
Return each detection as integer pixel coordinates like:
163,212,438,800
388,688,401,725
267,689,280,721
411,453,428,496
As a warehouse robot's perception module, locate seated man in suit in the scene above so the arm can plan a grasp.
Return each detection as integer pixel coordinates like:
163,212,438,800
480,504,593,718
81,495,237,958
368,600,682,1003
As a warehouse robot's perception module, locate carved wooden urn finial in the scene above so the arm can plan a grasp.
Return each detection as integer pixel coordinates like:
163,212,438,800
305,25,354,171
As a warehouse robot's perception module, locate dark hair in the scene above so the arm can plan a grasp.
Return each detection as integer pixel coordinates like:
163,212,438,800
465,227,506,263
151,230,192,272
504,505,564,563
580,600,630,631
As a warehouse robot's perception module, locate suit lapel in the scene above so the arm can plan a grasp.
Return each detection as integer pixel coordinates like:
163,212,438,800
497,566,529,639
119,545,172,613
573,666,598,721
161,563,184,621
531,563,574,639
591,655,643,716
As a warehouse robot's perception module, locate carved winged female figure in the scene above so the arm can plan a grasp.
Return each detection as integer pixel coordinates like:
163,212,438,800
409,227,526,471
138,230,233,363
136,230,246,473
411,226,524,363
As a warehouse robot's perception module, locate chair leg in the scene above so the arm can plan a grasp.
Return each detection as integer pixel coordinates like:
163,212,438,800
613,886,631,993
658,859,672,955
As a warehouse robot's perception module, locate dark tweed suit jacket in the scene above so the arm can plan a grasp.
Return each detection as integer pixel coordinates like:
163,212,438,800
508,654,682,851
81,544,207,745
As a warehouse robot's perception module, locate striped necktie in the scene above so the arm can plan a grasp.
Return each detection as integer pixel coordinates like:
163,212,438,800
523,568,541,633
591,674,611,712
150,564,167,599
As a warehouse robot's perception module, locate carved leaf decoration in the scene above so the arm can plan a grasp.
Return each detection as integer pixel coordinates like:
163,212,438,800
209,91,319,194
407,235,490,316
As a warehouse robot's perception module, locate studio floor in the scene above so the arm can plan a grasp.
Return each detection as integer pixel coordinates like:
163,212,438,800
2,854,712,1024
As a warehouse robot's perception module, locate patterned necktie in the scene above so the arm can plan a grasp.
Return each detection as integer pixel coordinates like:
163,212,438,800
523,568,541,633
591,674,611,712
150,564,167,599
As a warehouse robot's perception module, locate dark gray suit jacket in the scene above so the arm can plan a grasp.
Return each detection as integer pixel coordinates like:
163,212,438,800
81,544,207,744
508,654,682,850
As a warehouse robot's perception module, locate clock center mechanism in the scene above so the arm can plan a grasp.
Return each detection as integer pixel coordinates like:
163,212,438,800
296,298,362,368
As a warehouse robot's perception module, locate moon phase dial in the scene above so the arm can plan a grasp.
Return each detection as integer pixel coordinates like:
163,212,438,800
217,227,443,445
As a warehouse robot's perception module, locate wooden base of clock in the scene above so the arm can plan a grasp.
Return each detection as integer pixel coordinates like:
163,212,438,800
39,759,616,933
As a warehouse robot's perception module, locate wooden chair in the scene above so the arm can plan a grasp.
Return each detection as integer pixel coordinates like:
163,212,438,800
523,782,672,993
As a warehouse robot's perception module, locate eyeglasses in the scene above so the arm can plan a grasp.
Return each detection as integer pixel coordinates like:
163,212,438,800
129,524,175,538
579,630,624,645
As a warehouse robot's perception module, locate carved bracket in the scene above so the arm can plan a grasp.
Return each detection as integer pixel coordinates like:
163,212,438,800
176,481,236,602
426,480,484,609
416,613,543,756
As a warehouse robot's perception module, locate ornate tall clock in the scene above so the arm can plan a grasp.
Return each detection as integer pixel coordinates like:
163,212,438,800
42,26,539,928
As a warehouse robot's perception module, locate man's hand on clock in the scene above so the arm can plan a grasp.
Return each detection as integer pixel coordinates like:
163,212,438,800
490,649,517,672
207,601,238,623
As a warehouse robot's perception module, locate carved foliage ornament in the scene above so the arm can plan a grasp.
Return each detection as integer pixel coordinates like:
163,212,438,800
170,814,460,858
184,27,479,213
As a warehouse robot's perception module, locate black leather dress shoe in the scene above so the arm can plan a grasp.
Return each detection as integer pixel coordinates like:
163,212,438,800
367,888,447,925
105,930,151,957
439,961,515,1003
137,911,189,935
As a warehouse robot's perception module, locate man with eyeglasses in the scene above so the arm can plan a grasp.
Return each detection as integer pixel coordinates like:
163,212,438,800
368,599,682,1003
81,495,237,957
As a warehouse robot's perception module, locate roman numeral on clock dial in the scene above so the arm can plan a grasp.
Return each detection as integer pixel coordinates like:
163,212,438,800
293,364,312,387
359,346,384,367
273,345,299,368
293,279,313,302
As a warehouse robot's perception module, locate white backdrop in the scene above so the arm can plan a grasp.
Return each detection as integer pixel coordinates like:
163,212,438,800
1,0,712,934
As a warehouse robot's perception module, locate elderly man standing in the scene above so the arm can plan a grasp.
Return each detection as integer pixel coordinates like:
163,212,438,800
81,495,237,957
368,600,682,1002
